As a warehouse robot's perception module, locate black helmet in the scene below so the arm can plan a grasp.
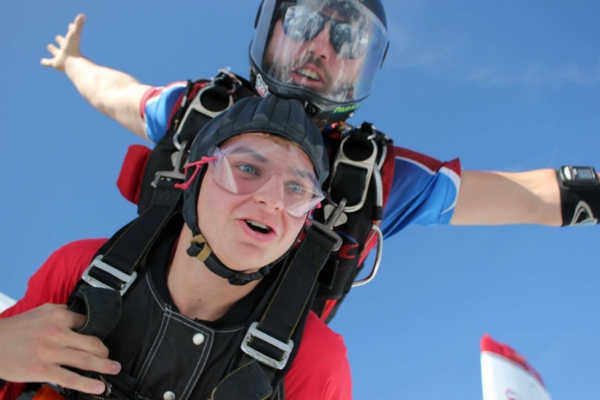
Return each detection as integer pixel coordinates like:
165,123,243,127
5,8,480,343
182,95,329,285
249,0,389,125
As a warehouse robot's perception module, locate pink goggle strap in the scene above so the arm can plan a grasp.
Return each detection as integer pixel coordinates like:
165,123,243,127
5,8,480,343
174,156,218,190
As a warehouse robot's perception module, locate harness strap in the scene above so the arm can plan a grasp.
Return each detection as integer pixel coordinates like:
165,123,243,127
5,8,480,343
68,177,183,338
213,222,341,399
68,287,122,340
211,360,273,400
101,180,182,276
312,123,394,323
137,71,254,214
64,177,184,398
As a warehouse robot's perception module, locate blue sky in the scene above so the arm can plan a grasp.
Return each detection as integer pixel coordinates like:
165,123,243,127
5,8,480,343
1,1,599,398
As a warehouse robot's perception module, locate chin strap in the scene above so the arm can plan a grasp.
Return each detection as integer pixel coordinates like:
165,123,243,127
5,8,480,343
186,234,275,285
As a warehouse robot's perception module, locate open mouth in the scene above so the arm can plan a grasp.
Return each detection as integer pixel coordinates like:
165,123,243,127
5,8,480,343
245,220,273,235
294,67,321,81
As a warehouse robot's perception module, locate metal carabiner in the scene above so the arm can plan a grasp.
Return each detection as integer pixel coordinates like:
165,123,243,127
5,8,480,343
352,225,384,287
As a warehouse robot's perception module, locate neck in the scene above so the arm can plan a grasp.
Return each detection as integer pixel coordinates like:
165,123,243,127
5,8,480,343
167,226,261,321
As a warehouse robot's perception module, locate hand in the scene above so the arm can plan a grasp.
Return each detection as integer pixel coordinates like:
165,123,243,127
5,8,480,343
40,14,86,72
0,303,120,394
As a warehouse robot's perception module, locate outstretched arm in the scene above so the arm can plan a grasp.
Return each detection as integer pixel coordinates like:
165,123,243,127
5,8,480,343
40,14,151,140
451,169,562,226
0,304,120,395
450,168,599,226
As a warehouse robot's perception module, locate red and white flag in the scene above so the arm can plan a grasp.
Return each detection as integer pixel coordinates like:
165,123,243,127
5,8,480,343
481,334,552,400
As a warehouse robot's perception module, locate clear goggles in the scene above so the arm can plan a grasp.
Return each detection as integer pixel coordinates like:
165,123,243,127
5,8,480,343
183,136,324,218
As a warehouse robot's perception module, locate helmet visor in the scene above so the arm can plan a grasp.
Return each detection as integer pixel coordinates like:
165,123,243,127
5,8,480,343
208,135,325,217
251,0,388,106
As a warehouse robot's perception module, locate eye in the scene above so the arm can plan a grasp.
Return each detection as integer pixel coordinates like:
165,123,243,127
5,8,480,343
236,163,259,176
287,182,304,195
286,181,315,199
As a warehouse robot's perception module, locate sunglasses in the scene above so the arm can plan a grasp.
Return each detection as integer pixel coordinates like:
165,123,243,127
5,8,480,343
281,4,369,59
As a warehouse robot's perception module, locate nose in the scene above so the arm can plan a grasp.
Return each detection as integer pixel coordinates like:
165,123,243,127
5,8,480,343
310,23,335,60
252,175,285,212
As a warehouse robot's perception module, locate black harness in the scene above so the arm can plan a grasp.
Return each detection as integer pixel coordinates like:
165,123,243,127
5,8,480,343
67,70,394,398
67,173,340,399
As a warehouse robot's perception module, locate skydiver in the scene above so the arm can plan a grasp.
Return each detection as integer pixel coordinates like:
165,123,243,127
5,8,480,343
0,96,351,400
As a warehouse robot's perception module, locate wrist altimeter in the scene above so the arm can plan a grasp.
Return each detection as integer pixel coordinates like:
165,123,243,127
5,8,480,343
558,166,599,187
557,165,599,226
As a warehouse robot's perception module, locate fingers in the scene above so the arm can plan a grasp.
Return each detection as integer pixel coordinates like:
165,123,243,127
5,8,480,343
40,58,52,67
46,43,58,56
67,14,85,38
40,41,60,68
42,307,108,358
54,347,120,376
45,366,106,395
40,14,85,70
0,304,120,387
62,307,86,330
42,307,119,370
74,14,86,30
65,329,110,360
29,347,119,395
35,310,121,393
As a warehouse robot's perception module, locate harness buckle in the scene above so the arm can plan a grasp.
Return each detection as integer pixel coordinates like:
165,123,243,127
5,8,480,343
82,256,138,296
152,170,186,189
328,133,378,213
309,199,345,252
241,322,294,370
151,141,189,189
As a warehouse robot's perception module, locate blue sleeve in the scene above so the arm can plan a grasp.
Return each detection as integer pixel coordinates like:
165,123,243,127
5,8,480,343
380,147,461,239
141,82,188,143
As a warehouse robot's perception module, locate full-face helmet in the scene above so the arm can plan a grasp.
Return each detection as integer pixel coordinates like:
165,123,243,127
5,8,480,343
250,0,389,125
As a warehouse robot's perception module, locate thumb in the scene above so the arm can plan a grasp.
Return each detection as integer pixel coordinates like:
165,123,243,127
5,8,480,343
73,14,86,34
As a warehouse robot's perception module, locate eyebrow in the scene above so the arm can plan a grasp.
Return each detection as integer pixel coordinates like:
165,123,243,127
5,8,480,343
292,167,317,183
228,146,268,163
229,145,317,183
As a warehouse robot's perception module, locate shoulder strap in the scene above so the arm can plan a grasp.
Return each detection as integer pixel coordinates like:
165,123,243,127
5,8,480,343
62,175,185,398
136,70,255,214
311,122,395,323
67,177,183,339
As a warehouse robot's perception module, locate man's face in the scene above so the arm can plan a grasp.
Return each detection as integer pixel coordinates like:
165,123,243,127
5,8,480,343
196,133,316,273
263,6,367,101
